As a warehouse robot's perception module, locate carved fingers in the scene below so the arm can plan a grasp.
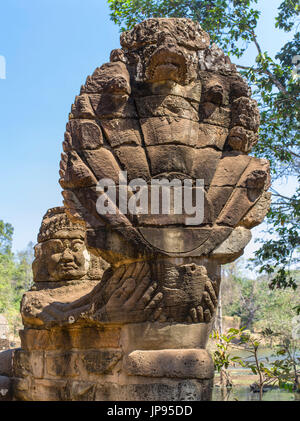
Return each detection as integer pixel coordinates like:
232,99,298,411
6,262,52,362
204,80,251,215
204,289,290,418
203,280,218,322
125,277,162,312
144,286,163,321
117,277,136,302
187,279,219,323
196,305,204,322
104,262,164,322
203,291,215,314
121,264,151,309
205,280,218,306
105,276,135,312
105,264,132,297
187,305,204,323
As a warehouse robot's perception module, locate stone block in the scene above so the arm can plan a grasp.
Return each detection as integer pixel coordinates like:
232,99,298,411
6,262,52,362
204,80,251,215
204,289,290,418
45,351,80,378
0,375,11,401
240,191,271,229
81,62,130,95
210,154,251,187
123,349,214,379
70,94,95,119
211,226,252,263
89,94,138,119
231,97,260,132
113,145,151,181
216,187,260,227
66,119,104,150
20,326,122,351
13,349,44,379
81,349,122,375
120,18,210,50
0,349,13,376
30,378,68,401
206,186,234,221
83,148,121,184
138,227,211,254
12,377,30,401
198,123,228,149
140,117,199,147
135,95,199,121
59,150,97,189
13,349,30,378
94,378,213,401
147,145,220,185
68,380,96,401
193,226,233,256
120,323,210,352
227,126,258,153
100,118,142,148
199,103,231,128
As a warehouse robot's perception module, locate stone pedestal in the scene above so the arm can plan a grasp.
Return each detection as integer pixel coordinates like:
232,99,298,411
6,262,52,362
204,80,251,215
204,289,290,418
13,323,214,401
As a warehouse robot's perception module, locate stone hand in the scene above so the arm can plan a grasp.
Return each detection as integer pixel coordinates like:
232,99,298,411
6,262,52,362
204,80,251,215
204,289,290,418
187,279,218,323
96,262,163,323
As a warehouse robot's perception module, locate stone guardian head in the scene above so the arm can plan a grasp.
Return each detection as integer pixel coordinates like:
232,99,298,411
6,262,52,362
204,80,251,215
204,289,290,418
32,207,93,282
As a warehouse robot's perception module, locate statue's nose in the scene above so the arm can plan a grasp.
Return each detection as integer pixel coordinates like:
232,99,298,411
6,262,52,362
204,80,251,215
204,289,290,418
61,248,73,262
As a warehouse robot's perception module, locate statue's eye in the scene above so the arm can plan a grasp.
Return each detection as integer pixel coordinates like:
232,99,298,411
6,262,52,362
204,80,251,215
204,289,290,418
51,243,64,253
71,241,83,252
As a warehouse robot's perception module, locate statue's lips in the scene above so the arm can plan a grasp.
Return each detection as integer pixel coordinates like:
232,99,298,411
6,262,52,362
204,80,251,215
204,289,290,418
59,263,77,271
147,48,187,82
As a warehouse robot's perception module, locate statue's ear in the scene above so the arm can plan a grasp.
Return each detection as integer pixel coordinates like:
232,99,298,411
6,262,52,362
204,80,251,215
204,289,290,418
32,243,49,282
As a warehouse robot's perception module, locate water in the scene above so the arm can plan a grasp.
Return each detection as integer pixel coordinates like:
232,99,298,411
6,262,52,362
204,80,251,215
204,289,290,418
211,346,300,401
229,346,300,366
212,386,298,401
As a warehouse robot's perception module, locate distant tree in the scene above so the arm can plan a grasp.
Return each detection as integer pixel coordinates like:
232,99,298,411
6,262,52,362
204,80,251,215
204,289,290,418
221,262,299,335
0,220,13,254
0,220,16,319
0,220,34,330
222,264,261,330
108,0,300,291
12,241,34,304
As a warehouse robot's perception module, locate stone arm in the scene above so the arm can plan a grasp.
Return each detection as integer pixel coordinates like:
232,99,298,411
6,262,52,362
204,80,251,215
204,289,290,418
22,262,163,326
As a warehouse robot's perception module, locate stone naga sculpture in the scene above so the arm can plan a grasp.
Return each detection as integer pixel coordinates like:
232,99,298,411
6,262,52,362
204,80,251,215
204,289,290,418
14,18,271,401
59,18,270,325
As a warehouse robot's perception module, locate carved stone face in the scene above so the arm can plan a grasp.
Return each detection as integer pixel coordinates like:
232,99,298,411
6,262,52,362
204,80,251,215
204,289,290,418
144,43,189,84
43,230,90,281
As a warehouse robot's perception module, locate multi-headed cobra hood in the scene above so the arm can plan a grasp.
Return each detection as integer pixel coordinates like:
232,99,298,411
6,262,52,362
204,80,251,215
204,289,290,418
59,18,271,264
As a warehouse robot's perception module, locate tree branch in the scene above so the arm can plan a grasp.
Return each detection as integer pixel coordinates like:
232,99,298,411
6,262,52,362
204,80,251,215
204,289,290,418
270,189,297,202
238,28,289,95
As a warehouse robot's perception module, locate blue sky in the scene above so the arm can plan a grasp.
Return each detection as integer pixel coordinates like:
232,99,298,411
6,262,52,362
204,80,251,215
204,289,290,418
0,0,297,263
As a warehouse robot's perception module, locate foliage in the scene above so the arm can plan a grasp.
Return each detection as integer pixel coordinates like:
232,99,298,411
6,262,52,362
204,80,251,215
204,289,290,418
210,327,246,401
211,326,300,399
221,262,299,335
211,328,245,372
251,185,300,293
0,220,34,332
272,337,300,392
0,220,13,254
238,331,300,399
108,0,300,291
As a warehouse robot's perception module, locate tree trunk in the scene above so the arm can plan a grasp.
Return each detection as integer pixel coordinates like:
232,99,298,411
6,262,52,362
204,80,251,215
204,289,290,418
215,288,223,336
